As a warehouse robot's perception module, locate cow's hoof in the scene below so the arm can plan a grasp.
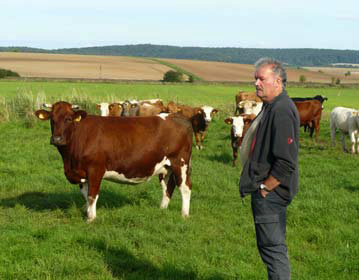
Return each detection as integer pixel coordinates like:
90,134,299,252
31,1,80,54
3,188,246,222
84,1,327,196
86,217,96,223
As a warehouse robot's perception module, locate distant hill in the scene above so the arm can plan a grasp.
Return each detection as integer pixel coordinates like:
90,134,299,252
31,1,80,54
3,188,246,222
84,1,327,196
1,44,359,67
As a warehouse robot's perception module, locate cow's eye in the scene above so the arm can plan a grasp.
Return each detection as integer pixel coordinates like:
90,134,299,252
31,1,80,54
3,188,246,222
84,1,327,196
65,117,72,123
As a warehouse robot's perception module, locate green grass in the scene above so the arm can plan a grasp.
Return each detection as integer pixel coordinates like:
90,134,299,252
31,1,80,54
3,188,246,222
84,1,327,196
0,81,358,279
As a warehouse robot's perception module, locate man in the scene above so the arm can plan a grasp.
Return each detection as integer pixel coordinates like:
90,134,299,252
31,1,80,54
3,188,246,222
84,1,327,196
239,58,300,280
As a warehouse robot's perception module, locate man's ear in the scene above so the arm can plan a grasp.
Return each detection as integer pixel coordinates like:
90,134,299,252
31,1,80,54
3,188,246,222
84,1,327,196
35,110,51,120
224,117,233,125
73,110,87,122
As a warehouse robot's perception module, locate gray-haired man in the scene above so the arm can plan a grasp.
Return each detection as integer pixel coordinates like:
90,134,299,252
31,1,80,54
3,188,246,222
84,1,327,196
239,58,300,280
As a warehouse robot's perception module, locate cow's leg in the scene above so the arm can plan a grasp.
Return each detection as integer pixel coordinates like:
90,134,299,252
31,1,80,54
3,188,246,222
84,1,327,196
172,159,192,217
350,130,356,154
159,171,176,209
86,168,104,222
79,182,89,212
340,132,348,152
314,120,320,143
330,123,336,147
200,131,206,149
194,132,201,150
232,145,238,167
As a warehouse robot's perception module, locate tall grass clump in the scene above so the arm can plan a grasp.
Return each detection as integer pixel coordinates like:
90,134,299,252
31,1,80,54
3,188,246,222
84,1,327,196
67,88,98,115
4,93,46,127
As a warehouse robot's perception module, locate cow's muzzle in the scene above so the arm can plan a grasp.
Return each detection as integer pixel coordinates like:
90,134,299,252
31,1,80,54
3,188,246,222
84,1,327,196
50,135,66,146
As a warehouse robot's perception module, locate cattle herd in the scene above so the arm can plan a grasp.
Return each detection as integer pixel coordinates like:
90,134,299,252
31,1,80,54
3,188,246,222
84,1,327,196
34,91,359,221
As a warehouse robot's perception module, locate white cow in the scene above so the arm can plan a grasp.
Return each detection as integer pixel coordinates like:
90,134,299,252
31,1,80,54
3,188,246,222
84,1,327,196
238,100,263,116
330,107,359,153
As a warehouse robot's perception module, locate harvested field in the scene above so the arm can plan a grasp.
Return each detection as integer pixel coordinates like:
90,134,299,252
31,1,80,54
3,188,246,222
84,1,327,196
163,58,359,84
0,52,172,80
1,52,359,83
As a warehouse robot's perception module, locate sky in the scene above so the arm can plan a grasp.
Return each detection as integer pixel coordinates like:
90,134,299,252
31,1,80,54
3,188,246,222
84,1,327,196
1,0,358,50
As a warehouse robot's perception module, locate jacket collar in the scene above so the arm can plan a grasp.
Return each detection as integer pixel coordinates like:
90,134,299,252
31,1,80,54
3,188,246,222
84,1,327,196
265,89,288,106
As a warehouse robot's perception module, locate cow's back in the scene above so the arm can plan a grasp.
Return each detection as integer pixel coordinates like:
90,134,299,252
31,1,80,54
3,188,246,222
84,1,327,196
69,115,192,171
295,100,322,123
330,107,356,133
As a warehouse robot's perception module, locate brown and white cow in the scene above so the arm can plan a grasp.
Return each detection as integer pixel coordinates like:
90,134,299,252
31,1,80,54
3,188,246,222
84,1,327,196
235,91,262,115
168,102,218,149
224,114,256,166
138,99,168,117
294,100,323,142
35,101,193,221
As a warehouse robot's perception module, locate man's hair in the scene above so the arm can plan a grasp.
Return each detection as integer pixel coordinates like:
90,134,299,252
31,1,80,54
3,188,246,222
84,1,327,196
254,57,287,89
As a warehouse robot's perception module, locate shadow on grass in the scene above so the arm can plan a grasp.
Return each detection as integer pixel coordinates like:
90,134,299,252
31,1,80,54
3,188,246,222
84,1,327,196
79,238,229,280
206,152,233,165
0,189,132,211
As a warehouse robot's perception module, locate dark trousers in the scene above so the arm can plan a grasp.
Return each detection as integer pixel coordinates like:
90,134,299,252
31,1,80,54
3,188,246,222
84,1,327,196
251,190,291,280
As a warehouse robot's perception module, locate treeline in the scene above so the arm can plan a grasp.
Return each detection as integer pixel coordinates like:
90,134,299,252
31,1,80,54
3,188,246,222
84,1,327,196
1,44,359,66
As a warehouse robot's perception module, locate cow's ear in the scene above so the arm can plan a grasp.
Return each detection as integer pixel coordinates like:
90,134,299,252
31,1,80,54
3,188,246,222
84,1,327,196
224,118,233,125
96,104,101,110
212,109,219,114
35,110,51,120
73,110,87,122
109,104,114,110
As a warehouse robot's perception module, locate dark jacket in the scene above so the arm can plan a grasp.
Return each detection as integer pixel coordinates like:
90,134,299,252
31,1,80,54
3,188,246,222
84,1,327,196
239,90,300,201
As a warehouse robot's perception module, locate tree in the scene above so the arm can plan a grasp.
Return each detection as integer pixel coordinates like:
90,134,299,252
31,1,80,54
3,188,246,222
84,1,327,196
331,77,336,85
335,77,341,85
344,71,351,76
299,75,306,83
163,70,184,82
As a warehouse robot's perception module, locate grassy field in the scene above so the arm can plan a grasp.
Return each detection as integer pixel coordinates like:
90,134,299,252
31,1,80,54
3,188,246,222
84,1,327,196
0,81,358,279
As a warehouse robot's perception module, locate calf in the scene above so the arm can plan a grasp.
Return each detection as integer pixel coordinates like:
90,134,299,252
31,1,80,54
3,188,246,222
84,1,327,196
35,101,193,221
168,102,218,149
330,107,359,153
294,100,322,142
224,114,256,166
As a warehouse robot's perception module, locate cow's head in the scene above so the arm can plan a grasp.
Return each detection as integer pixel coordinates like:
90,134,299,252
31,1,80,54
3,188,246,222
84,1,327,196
225,114,256,138
108,102,124,117
122,100,139,116
96,102,110,116
314,95,328,103
167,101,181,113
225,116,245,138
238,100,258,114
35,101,87,146
201,106,218,123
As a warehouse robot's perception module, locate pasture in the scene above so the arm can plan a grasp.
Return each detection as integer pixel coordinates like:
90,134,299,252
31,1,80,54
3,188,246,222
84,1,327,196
0,81,358,279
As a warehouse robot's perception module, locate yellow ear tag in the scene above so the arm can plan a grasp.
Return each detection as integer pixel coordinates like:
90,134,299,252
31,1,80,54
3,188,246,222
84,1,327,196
38,113,46,119
74,115,82,122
